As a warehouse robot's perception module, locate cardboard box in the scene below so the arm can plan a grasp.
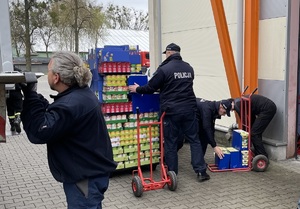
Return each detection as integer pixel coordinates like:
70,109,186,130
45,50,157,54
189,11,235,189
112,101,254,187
123,145,138,153
227,147,241,168
232,129,249,151
116,162,125,170
112,146,123,154
241,150,249,167
114,154,127,162
125,160,138,168
215,148,230,170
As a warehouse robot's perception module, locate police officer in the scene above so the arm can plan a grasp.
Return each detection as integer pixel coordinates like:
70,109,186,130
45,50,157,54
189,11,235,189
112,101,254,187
197,98,233,159
129,43,209,182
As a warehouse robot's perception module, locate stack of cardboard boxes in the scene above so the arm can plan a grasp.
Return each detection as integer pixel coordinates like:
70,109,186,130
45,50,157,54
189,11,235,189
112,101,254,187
215,130,249,170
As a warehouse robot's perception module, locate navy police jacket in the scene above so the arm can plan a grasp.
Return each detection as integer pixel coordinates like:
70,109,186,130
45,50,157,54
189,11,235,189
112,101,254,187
136,53,197,114
21,85,117,183
197,98,221,148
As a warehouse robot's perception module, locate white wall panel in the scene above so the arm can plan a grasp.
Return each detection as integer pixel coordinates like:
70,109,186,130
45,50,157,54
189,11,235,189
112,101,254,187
161,25,238,97
161,1,239,128
258,18,287,81
161,0,237,34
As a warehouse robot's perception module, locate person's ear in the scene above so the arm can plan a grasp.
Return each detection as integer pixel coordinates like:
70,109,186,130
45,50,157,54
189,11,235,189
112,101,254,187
53,73,60,84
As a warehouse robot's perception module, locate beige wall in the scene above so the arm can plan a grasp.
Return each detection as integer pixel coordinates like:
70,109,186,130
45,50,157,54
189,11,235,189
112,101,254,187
258,18,287,81
160,1,288,129
161,0,239,127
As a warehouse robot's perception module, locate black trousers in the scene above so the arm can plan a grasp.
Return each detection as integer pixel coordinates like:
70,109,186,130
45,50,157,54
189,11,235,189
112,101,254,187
251,103,277,157
6,90,23,117
163,111,206,174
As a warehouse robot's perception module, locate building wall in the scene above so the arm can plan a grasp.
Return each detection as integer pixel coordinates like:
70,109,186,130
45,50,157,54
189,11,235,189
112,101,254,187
161,0,240,128
159,0,293,159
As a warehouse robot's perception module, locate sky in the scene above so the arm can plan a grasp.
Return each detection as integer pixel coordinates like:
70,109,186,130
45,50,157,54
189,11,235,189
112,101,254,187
96,0,148,12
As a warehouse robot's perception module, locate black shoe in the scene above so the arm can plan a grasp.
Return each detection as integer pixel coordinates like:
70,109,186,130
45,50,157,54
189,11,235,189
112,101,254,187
14,116,21,133
197,172,210,182
10,125,16,132
9,118,16,132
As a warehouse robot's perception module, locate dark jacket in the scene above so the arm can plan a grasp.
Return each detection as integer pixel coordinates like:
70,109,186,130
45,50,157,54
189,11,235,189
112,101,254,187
21,85,117,183
234,94,276,124
197,98,221,148
136,53,197,114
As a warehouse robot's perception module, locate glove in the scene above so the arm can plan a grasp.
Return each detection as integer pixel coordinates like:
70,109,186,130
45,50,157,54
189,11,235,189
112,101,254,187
229,123,238,130
225,132,232,141
20,82,37,96
225,123,238,141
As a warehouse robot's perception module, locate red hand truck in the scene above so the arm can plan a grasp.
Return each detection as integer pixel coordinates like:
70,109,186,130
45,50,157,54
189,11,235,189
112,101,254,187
131,108,177,197
242,87,269,172
208,87,268,172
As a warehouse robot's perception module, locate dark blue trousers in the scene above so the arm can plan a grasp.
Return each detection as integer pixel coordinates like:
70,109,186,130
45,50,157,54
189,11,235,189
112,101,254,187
63,175,110,209
163,111,207,174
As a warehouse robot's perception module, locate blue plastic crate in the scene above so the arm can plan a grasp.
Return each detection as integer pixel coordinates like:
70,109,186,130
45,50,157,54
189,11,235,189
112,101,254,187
127,75,160,113
104,45,130,51
129,54,141,64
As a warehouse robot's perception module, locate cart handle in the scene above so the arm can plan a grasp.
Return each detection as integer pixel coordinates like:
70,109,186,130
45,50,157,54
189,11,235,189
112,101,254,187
160,112,166,121
242,86,249,95
250,88,258,96
136,107,140,120
242,86,258,96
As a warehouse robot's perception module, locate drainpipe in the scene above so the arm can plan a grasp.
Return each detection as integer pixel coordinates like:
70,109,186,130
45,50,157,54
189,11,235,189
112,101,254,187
237,0,244,89
157,0,162,65
215,0,244,134
148,0,162,77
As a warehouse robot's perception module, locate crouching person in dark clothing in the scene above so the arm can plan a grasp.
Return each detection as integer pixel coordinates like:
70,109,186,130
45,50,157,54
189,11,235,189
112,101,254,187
197,98,234,159
232,94,277,159
21,51,117,209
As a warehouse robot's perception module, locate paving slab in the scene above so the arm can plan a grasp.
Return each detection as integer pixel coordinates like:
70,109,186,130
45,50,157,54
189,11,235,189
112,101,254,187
1,75,300,209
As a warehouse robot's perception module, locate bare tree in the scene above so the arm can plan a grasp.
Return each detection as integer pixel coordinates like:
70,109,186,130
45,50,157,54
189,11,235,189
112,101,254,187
10,0,50,71
10,4,25,57
51,0,106,53
105,4,148,30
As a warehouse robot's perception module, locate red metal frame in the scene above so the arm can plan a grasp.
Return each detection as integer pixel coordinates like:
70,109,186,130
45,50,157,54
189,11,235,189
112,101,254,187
132,111,171,192
207,87,257,172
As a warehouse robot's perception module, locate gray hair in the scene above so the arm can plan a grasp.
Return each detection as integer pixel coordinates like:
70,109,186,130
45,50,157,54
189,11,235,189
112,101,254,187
170,51,180,55
50,51,92,87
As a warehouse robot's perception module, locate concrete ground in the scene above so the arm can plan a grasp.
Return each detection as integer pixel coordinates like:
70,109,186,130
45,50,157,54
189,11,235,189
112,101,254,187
1,75,300,209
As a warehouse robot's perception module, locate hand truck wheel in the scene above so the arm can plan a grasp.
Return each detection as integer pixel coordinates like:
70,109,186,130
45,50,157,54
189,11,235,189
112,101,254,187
132,176,143,197
252,154,269,172
167,171,177,191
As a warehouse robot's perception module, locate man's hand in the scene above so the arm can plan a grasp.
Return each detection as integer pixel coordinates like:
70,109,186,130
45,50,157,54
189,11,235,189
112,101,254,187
213,146,224,159
20,82,37,96
128,82,140,93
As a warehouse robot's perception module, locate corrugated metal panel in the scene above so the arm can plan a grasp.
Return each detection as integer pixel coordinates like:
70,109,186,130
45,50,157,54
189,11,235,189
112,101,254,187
260,0,288,20
100,29,149,51
33,29,149,52
258,79,284,141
